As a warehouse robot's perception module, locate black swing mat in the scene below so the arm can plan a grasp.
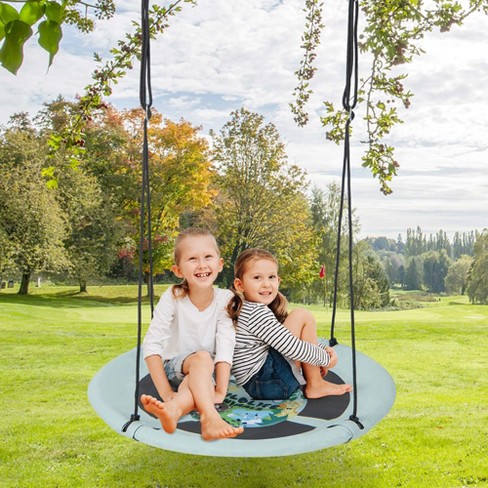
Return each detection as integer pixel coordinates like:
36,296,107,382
138,371,350,440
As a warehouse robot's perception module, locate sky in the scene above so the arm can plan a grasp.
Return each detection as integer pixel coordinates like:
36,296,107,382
1,0,487,240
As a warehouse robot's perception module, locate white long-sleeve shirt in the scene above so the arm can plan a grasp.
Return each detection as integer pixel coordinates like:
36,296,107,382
232,301,331,385
142,287,235,365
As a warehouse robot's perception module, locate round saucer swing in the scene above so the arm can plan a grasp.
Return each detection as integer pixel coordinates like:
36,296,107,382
89,342,394,457
88,0,395,457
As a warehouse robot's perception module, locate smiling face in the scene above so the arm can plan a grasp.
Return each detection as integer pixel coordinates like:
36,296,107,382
172,235,223,290
234,258,281,306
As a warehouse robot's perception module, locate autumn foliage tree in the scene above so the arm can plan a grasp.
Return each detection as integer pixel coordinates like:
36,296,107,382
119,108,216,280
0,100,216,292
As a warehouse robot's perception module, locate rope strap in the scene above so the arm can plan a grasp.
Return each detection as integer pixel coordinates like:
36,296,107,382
123,0,155,432
330,0,363,429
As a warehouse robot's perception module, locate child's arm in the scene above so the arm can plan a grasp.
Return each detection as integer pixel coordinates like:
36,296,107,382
214,361,232,404
145,355,176,402
249,306,331,367
213,290,236,404
142,288,176,401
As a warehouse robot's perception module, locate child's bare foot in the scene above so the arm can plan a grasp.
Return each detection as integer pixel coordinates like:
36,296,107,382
305,381,353,399
200,413,244,441
140,394,180,434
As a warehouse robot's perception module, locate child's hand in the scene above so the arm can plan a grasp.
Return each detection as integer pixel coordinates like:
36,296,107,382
325,346,338,369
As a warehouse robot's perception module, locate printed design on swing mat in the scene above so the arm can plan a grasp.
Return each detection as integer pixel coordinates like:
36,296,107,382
190,380,306,428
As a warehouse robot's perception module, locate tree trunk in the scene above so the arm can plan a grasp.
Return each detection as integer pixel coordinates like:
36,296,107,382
79,279,87,293
18,270,31,295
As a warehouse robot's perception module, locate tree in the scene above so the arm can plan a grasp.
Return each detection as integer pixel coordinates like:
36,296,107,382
15,100,216,291
0,118,68,293
404,226,427,258
26,99,128,293
445,255,473,295
432,229,452,256
119,109,216,283
352,241,390,310
377,250,405,287
467,231,488,304
0,219,15,284
212,108,318,289
404,256,423,291
55,165,121,293
423,250,451,293
452,231,476,259
309,184,359,306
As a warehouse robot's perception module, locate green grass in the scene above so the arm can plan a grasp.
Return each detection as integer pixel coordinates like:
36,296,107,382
1,286,487,487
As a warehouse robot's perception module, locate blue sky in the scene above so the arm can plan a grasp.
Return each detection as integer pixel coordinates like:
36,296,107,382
1,0,487,239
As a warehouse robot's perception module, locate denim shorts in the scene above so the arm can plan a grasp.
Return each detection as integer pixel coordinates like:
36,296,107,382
164,351,216,392
164,351,198,391
243,348,302,400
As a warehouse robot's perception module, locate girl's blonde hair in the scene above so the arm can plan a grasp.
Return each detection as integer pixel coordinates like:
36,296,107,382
228,248,289,324
172,227,220,298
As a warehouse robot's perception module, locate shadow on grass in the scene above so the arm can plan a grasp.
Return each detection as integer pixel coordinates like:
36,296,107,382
96,444,371,488
0,290,157,308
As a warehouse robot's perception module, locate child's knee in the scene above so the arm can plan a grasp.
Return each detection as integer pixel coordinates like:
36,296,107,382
187,350,214,369
289,308,315,324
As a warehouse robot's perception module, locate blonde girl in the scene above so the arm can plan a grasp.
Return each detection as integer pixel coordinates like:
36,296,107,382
229,248,352,400
141,228,244,440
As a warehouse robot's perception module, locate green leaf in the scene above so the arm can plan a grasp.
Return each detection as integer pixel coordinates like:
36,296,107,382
20,1,45,26
0,19,33,74
0,2,20,23
45,1,62,23
38,19,62,68
0,2,20,41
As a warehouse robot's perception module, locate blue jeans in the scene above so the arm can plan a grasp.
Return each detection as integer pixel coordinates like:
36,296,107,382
243,348,301,400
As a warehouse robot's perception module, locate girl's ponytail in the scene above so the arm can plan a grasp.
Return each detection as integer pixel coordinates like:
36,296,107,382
171,279,190,298
227,282,244,325
269,291,289,324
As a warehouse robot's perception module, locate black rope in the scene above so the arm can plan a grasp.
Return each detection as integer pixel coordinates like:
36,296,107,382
123,0,155,433
329,0,363,430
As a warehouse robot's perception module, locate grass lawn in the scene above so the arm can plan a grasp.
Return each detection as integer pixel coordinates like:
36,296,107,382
0,285,487,487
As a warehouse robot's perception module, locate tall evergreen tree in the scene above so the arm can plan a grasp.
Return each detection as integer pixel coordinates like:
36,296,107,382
423,250,451,293
404,256,423,291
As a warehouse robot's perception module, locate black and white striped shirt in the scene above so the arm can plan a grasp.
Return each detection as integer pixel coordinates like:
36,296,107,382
232,301,331,386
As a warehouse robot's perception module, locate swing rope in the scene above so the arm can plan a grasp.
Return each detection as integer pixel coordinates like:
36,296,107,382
329,0,363,429
123,0,155,432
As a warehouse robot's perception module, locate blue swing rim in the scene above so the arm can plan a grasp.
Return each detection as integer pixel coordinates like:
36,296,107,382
88,343,395,457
